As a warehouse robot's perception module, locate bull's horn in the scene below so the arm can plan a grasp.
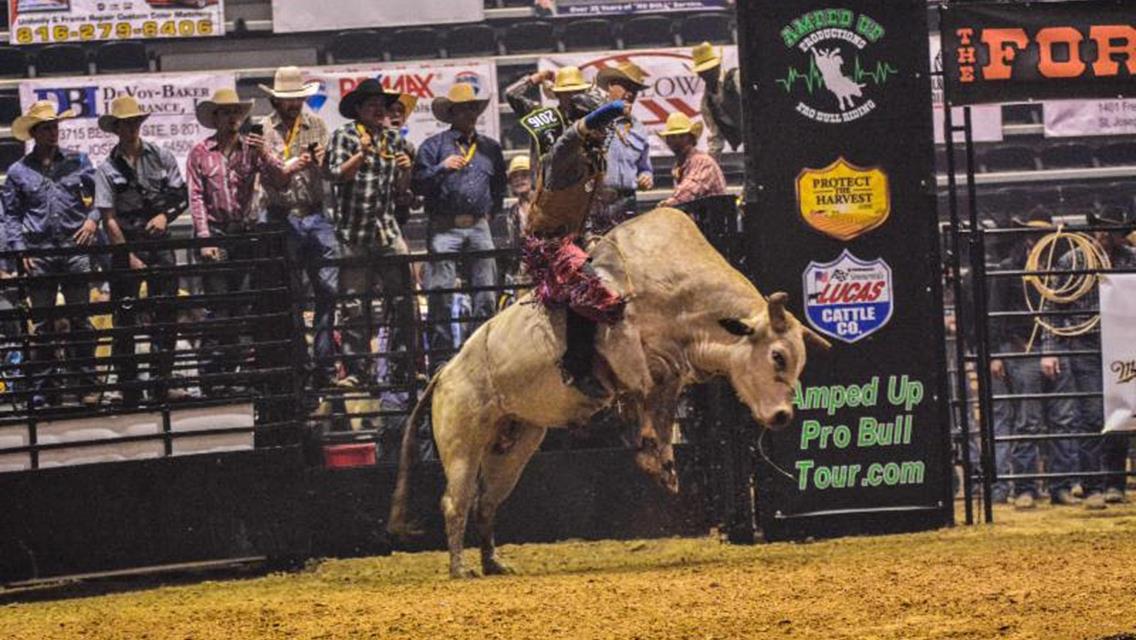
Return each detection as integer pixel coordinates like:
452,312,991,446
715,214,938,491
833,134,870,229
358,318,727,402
803,327,833,352
767,292,789,333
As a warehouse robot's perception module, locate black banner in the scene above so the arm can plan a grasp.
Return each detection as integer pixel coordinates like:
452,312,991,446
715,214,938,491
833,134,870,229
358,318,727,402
738,0,953,541
942,0,1136,106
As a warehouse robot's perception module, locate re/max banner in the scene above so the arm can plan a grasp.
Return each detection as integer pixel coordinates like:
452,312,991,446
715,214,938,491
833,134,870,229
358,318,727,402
941,0,1136,106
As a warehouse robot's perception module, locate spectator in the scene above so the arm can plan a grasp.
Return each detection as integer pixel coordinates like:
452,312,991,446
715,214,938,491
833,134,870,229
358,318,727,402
592,62,653,234
1,101,100,408
500,154,533,283
691,42,743,161
257,66,339,388
657,113,726,208
413,82,506,369
326,78,416,410
94,95,189,407
386,93,420,229
187,88,304,397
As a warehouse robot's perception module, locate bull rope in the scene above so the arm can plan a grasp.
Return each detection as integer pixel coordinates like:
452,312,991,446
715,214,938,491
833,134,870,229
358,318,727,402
757,428,796,481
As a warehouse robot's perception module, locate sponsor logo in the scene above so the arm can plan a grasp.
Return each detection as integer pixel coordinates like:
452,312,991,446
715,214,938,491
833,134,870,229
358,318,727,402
1112,360,1136,385
796,157,890,241
454,71,482,96
775,8,897,124
952,24,1136,86
803,250,893,343
33,87,98,118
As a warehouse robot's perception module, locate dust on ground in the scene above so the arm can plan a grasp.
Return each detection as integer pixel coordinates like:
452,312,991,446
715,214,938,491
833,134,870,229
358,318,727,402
2,502,1135,640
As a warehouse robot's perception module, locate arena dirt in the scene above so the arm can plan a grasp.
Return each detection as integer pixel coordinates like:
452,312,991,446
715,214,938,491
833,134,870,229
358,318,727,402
2,502,1135,639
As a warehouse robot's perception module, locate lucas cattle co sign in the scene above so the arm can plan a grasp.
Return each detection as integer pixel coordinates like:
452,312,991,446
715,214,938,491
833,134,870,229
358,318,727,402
941,0,1136,105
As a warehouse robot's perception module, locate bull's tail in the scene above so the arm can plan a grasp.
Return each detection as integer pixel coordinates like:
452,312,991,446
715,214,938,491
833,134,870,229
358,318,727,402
387,373,439,540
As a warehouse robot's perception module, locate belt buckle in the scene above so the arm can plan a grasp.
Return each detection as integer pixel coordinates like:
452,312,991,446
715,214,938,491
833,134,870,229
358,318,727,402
453,214,477,228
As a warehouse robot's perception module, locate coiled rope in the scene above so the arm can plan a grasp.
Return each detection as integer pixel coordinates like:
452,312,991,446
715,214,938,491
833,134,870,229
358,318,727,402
1022,225,1110,351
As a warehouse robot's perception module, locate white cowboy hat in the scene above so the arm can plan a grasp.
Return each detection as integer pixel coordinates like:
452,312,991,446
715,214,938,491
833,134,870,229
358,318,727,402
97,95,150,134
12,100,76,142
258,66,320,99
431,82,490,124
195,88,254,129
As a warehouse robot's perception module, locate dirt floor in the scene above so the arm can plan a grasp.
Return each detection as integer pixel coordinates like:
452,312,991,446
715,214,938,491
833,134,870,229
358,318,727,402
2,501,1135,640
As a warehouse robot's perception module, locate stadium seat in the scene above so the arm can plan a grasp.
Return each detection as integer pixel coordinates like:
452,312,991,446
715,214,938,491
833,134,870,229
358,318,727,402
1096,141,1136,166
34,44,90,76
1002,104,1039,125
327,30,385,65
388,27,440,61
1040,143,1095,169
981,145,1039,172
0,140,25,173
0,46,30,79
622,16,675,48
0,92,21,126
447,24,499,58
504,124,529,151
563,19,616,52
502,21,556,54
1100,181,1136,213
95,41,150,74
1056,184,1098,214
681,13,733,45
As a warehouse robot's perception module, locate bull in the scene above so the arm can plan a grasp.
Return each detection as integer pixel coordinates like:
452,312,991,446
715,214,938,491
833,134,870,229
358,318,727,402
388,208,830,578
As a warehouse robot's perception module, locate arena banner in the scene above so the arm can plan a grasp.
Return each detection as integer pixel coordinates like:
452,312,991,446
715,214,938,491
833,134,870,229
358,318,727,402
739,0,952,541
298,61,499,153
18,71,235,173
9,0,224,46
537,47,739,157
929,34,1001,144
536,0,729,18
1043,99,1136,138
1100,275,1136,433
941,0,1136,106
271,0,482,33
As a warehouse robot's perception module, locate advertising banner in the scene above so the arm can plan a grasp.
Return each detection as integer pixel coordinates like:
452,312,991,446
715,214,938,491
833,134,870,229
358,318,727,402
1100,275,1136,433
298,61,499,153
271,0,482,34
941,0,1136,106
1043,99,1136,138
537,47,740,157
929,34,1002,144
9,0,224,46
739,0,952,541
18,71,235,173
536,0,729,17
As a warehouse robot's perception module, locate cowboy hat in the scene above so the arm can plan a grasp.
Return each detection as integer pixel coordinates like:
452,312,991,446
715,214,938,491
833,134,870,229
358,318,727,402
507,155,531,176
195,88,253,129
431,82,490,124
691,42,723,74
338,78,401,120
12,100,75,142
657,112,704,139
259,66,320,99
97,95,150,134
596,61,649,91
1088,205,1135,227
393,92,418,116
1010,206,1053,229
540,66,592,100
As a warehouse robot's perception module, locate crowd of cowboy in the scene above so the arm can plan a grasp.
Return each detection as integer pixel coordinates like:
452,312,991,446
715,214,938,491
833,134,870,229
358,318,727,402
0,44,737,413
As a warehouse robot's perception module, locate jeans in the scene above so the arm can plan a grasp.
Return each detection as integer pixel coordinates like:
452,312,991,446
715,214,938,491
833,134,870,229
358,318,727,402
989,372,1014,499
111,234,178,405
275,210,340,383
25,248,97,399
200,225,254,394
1047,345,1104,495
1002,356,1079,497
425,218,497,370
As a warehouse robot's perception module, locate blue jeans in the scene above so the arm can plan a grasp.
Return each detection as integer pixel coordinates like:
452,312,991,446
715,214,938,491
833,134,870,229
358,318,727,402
25,248,97,399
1047,343,1105,495
425,219,497,370
989,371,1013,499
282,212,339,383
1002,356,1077,497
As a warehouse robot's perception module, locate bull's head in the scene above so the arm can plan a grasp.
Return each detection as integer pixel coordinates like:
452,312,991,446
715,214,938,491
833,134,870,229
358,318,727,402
710,292,831,430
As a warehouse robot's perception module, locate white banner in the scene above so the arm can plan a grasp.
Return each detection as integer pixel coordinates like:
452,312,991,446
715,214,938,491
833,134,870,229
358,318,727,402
538,47,739,157
271,0,482,34
1043,99,1136,138
299,62,499,152
10,0,224,46
929,34,1002,144
1100,274,1136,433
19,72,236,174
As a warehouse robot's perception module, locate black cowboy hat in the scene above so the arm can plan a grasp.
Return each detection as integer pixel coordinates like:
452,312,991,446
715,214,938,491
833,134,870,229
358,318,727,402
1009,206,1053,229
1087,205,1135,227
338,78,401,120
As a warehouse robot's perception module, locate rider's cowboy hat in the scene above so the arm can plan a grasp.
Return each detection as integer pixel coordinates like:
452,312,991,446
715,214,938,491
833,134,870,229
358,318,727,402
259,66,320,99
97,95,150,134
691,42,723,74
338,78,401,120
195,88,253,129
431,82,490,124
12,100,75,142
1088,205,1135,227
657,112,704,140
596,61,649,91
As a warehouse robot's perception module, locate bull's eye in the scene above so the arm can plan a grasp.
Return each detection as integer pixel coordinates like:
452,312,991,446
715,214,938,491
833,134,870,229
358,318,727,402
772,350,787,372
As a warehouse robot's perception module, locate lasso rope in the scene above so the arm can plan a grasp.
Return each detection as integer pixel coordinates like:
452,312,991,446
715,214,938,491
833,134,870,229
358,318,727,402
1022,225,1111,352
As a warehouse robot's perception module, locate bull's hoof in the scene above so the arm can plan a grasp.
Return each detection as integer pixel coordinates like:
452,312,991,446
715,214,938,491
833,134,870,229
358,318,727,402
482,558,516,576
450,566,480,579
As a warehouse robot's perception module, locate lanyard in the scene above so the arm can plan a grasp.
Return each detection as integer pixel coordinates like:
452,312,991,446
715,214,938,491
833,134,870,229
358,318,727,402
282,116,302,160
455,137,477,165
355,123,396,160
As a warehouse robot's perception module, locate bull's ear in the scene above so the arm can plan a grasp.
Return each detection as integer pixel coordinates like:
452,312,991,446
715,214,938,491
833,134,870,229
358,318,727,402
803,327,833,352
718,318,754,337
767,291,789,333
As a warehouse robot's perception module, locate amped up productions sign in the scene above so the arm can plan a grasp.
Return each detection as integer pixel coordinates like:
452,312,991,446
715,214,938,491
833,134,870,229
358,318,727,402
738,0,952,541
941,0,1136,105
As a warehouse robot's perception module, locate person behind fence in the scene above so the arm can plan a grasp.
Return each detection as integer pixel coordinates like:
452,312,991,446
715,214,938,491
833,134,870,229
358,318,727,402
657,113,726,209
386,93,421,231
187,88,307,397
1,101,100,408
1041,205,1136,509
502,155,533,272
94,96,189,407
591,62,653,235
326,78,417,408
691,42,743,161
412,82,507,368
256,66,340,389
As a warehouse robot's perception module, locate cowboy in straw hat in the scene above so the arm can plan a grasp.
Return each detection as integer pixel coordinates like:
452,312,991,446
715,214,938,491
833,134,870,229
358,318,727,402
690,41,743,160
506,65,594,124
590,60,653,235
1,99,102,407
658,112,726,209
